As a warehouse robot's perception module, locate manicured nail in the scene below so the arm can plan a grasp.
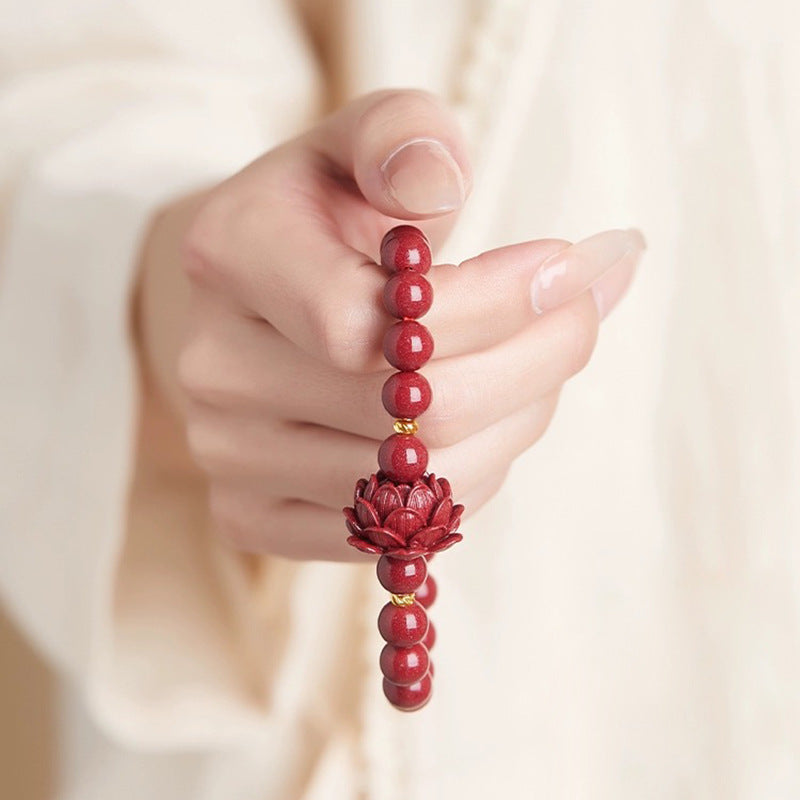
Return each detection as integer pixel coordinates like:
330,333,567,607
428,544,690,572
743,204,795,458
381,138,466,215
530,228,646,314
590,250,639,320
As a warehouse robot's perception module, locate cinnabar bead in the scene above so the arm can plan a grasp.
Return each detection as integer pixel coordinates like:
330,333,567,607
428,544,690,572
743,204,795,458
377,554,427,593
380,225,432,274
383,320,434,371
422,619,436,650
382,371,432,418
383,271,433,319
382,673,433,711
377,433,428,482
380,642,430,685
377,601,429,646
416,574,437,608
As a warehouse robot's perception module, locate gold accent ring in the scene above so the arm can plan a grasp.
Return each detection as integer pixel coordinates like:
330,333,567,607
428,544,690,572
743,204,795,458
390,593,416,607
393,418,418,435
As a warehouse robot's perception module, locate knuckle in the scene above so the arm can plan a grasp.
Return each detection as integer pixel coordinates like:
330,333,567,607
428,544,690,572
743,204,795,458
185,425,222,475
183,412,223,475
424,362,479,448
176,339,218,402
180,189,241,288
183,409,263,477
315,294,378,374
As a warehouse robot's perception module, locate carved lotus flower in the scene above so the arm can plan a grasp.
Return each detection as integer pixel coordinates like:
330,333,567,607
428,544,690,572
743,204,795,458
343,471,464,559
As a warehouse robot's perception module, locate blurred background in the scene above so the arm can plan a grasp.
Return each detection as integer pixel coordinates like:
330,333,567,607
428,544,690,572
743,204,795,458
1,1,798,798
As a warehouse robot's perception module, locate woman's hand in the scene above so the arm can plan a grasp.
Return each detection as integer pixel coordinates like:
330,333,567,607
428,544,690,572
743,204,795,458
136,89,645,561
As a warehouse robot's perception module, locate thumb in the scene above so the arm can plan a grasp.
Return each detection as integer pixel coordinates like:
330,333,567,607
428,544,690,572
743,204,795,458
306,89,472,219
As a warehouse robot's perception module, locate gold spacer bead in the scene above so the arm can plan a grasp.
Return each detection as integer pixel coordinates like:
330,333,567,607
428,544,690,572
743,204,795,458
393,418,418,435
390,592,416,607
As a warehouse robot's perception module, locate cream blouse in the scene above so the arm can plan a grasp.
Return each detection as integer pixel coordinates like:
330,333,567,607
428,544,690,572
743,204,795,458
1,1,798,798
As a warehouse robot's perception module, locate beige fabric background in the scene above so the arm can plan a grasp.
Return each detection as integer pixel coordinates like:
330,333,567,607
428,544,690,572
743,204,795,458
1,0,798,798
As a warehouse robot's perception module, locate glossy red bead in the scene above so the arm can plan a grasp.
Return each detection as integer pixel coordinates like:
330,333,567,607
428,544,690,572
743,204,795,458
380,642,430,685
383,673,433,711
377,555,427,593
383,271,433,319
383,320,434,371
377,433,428,482
377,601,429,646
381,371,432,418
380,225,432,274
422,619,436,650
416,574,437,608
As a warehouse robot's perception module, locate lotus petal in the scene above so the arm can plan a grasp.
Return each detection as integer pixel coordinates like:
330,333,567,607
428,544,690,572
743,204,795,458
429,497,453,528
363,473,379,503
430,533,463,552
427,474,443,501
383,507,426,539
344,518,361,537
438,477,452,497
343,507,362,533
405,483,436,516
396,483,411,503
373,484,403,521
347,535,383,554
446,517,462,535
408,525,446,549
365,526,406,549
355,497,380,529
354,478,368,504
447,503,464,532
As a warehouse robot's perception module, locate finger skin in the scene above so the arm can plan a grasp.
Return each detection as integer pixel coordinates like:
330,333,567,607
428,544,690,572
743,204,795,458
139,89,631,566
210,462,513,562
186,387,558,514
180,90,625,376
306,89,473,220
181,90,472,372
179,288,599,449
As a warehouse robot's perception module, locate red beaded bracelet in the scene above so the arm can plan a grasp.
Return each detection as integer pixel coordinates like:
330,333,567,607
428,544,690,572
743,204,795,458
342,225,464,712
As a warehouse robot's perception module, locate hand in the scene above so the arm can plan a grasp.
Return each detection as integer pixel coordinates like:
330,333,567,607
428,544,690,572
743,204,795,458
136,89,645,562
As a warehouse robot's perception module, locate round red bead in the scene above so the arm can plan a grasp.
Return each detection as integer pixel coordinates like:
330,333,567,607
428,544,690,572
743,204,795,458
377,433,428,482
382,371,432,418
383,320,434,371
416,574,437,608
380,225,432,274
383,271,433,319
422,619,436,650
377,554,427,593
377,601,429,646
383,673,433,711
380,642,430,685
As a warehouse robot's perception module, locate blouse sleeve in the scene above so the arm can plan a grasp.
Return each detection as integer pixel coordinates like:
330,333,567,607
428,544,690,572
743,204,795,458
0,0,338,749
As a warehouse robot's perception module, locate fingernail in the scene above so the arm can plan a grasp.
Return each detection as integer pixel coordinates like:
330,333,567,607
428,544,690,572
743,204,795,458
530,228,646,314
381,138,466,215
590,250,640,320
